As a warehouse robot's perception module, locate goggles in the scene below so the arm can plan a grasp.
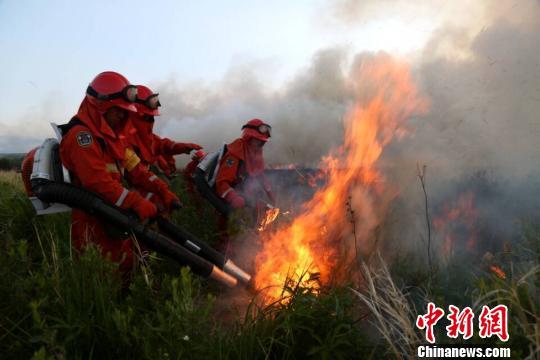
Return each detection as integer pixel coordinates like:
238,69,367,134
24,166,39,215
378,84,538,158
242,123,272,137
87,85,138,103
136,93,161,110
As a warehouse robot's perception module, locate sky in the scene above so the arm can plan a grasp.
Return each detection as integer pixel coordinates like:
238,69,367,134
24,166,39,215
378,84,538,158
1,0,536,156
0,0,314,123
0,0,446,152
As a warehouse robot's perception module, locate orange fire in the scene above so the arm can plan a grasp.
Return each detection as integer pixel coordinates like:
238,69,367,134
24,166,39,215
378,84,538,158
433,191,479,256
489,265,506,280
258,207,281,232
254,54,429,302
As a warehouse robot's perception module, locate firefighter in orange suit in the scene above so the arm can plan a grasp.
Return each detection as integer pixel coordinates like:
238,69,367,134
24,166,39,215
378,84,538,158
213,119,275,253
130,85,202,178
215,118,275,209
60,71,174,273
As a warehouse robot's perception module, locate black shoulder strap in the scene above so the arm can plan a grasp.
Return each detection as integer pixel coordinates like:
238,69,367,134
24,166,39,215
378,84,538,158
58,117,86,136
59,117,106,150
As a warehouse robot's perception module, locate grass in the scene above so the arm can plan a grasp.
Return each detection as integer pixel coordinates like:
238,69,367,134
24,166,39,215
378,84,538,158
0,171,369,359
0,170,539,359
352,253,422,358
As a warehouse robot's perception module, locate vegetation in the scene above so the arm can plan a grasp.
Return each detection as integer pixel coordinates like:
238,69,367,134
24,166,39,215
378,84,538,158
0,170,538,359
0,154,24,171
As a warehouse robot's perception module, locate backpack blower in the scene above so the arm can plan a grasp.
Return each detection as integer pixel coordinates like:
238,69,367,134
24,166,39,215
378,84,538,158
21,125,251,287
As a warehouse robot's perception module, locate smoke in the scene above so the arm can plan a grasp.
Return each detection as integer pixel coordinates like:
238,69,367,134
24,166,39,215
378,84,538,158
405,14,540,178
155,0,540,174
379,0,540,256
154,47,352,167
150,0,540,259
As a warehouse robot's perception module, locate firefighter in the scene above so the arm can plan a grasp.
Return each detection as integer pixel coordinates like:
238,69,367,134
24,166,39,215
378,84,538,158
59,71,171,274
212,119,275,253
130,85,202,177
215,118,275,210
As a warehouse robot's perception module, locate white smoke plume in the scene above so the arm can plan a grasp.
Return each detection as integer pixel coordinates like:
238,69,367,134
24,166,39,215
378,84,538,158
154,47,352,167
150,0,540,257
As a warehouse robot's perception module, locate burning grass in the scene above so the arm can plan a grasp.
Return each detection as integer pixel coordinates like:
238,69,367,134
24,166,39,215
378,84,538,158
0,171,370,358
254,54,428,302
433,191,480,258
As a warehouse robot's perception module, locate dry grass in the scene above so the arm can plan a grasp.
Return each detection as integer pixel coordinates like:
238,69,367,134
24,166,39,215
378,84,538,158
0,170,24,192
351,252,422,359
475,265,540,359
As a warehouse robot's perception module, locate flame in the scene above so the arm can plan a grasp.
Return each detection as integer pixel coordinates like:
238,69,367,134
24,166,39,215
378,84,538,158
258,207,281,232
433,191,479,256
254,54,428,303
305,172,322,188
489,265,506,280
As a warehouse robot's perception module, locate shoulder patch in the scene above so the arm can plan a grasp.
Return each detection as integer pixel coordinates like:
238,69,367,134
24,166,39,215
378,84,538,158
76,131,93,147
225,157,236,167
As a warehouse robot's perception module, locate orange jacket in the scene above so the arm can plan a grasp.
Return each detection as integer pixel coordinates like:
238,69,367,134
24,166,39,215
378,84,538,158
215,140,248,200
129,112,199,174
60,114,164,272
215,138,274,206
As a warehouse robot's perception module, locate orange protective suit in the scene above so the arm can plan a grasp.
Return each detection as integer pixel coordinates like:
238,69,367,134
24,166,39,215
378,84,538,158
215,120,275,209
211,119,275,253
129,112,201,177
60,96,161,273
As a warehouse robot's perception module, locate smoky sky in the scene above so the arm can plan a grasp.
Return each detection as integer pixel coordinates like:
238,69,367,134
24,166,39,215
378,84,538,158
154,47,352,167
383,1,540,256
151,0,540,257
154,0,540,179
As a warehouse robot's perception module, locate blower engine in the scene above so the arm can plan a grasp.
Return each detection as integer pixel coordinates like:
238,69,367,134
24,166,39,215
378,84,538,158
191,144,232,216
21,124,71,215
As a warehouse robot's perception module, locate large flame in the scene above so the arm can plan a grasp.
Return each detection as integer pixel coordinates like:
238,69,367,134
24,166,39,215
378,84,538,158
254,54,429,302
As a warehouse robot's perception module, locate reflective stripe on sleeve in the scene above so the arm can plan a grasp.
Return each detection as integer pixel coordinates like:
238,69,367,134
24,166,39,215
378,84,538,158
221,188,233,199
124,148,141,172
145,192,154,200
148,175,158,182
115,188,129,207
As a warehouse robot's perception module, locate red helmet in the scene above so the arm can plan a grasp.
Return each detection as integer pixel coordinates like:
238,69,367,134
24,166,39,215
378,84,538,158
86,71,138,112
241,118,271,142
135,85,161,116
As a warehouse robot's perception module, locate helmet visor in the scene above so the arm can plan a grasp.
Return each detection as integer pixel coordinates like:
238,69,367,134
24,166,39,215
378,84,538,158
257,124,271,136
242,123,272,137
123,85,138,103
87,85,138,103
137,93,161,110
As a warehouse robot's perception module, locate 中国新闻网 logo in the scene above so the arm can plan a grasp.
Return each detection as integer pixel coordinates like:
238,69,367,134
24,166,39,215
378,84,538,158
416,303,509,343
